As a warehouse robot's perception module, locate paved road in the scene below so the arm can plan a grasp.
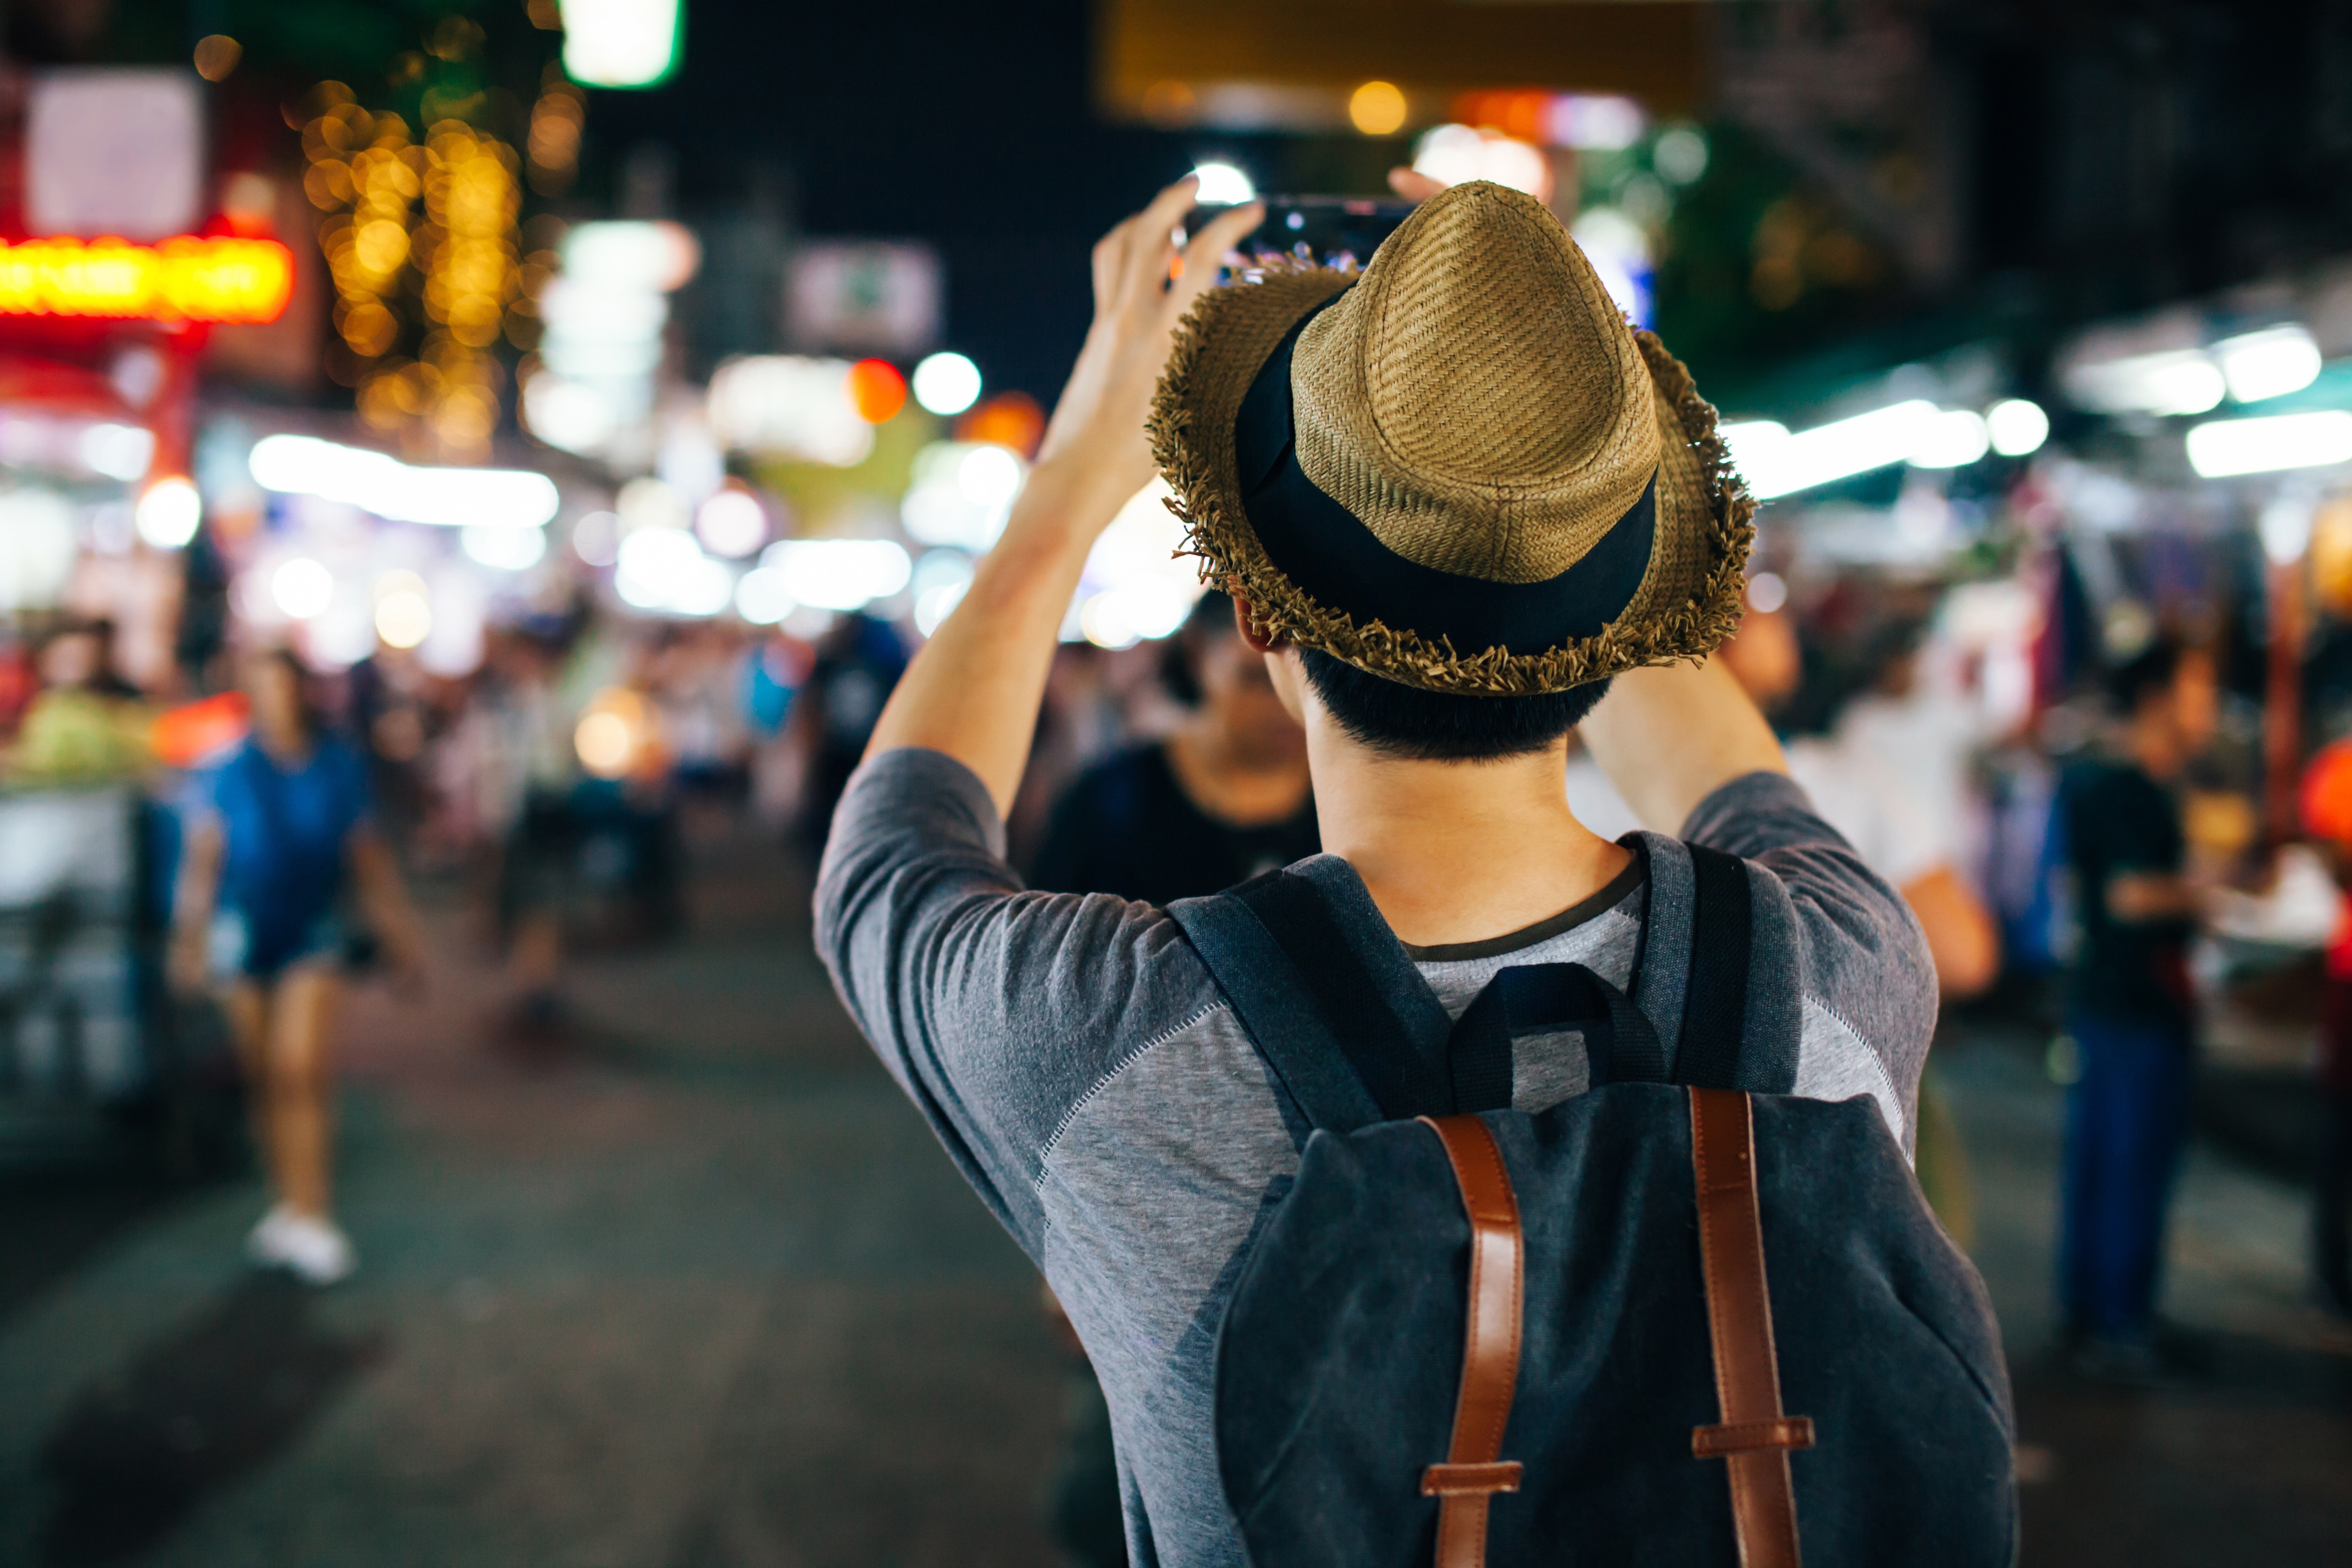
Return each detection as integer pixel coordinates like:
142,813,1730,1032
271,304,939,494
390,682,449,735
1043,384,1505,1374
0,834,2347,1566
0,837,1065,1568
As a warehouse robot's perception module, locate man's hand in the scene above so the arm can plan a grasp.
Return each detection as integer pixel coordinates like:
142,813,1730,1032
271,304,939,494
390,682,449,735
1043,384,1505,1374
1035,178,1265,510
860,182,1261,815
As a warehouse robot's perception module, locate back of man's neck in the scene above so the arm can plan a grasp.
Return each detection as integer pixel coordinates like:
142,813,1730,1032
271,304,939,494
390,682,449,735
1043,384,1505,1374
1306,728,1633,950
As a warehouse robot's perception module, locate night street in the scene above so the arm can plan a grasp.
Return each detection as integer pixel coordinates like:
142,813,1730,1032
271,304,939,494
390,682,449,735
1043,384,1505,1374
0,831,2343,1567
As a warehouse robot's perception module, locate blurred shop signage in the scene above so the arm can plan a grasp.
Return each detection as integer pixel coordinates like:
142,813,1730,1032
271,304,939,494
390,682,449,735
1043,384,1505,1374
26,71,204,240
521,220,700,460
561,0,682,89
787,242,940,358
0,238,293,323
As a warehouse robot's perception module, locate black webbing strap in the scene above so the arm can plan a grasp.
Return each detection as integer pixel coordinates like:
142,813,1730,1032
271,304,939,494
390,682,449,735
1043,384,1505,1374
1449,963,1665,1107
1165,889,1384,1136
1671,844,1753,1091
1227,870,1455,1121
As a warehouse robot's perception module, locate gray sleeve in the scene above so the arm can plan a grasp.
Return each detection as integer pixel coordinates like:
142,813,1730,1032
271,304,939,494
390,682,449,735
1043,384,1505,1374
812,746,1223,1255
1681,770,1938,1151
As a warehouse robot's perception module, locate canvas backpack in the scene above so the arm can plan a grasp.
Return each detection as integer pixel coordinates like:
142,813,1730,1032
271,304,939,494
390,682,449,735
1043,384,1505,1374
1168,844,2017,1568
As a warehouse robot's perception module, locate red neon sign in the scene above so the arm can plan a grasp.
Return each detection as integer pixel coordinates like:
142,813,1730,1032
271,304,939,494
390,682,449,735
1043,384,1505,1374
0,237,294,324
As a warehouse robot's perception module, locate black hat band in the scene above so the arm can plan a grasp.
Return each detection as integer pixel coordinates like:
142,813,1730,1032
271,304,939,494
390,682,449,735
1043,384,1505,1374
1233,296,1655,661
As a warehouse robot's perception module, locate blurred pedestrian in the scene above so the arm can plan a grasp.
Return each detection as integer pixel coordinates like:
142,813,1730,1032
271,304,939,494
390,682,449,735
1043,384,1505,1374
792,612,906,857
1032,592,1316,903
168,647,428,1285
2056,635,2217,1377
9,619,152,783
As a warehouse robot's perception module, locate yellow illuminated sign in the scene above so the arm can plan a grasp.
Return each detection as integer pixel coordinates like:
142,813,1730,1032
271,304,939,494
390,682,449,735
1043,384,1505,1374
0,237,294,324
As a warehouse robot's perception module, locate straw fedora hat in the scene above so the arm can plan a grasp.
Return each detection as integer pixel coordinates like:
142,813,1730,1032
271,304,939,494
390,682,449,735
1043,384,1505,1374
1149,180,1753,696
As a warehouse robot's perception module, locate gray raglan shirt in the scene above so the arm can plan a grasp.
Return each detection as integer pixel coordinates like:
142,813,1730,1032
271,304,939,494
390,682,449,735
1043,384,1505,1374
816,748,1936,1567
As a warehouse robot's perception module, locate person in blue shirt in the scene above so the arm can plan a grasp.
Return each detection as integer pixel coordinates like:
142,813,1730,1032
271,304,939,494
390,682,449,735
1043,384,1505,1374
169,646,427,1285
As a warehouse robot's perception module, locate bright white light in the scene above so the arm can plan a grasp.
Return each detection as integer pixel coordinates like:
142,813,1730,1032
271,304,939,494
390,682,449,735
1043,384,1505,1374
2137,356,2225,415
1080,583,1194,649
521,372,622,455
1545,95,1645,151
462,525,548,572
910,549,975,637
1191,163,1256,205
1986,398,2050,458
695,489,767,557
1907,409,1990,470
912,352,982,417
2185,411,2352,478
79,422,155,482
2215,325,2323,404
914,581,968,637
761,539,912,612
1412,125,1547,197
271,557,334,620
134,477,201,548
560,220,700,291
1570,207,1653,326
0,490,79,611
707,355,875,467
959,445,1025,506
1726,400,1942,500
1746,572,1788,614
2261,495,2315,565
2063,349,2225,417
560,0,682,89
901,441,1024,550
1076,477,1208,638
1653,126,1709,184
374,588,432,649
616,525,731,615
249,435,561,529
734,566,795,624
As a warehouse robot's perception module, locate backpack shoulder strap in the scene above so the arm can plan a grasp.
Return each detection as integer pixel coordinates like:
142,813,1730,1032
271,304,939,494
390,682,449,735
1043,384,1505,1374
1671,843,1756,1091
1166,882,1384,1137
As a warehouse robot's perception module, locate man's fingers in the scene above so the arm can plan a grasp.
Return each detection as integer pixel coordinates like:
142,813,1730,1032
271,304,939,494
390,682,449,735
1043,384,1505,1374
1170,200,1263,313
1388,167,1447,203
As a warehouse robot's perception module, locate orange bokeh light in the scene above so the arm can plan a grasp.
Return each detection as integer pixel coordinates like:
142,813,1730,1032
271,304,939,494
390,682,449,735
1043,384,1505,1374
2304,739,2352,845
956,391,1046,458
0,237,294,324
845,358,907,425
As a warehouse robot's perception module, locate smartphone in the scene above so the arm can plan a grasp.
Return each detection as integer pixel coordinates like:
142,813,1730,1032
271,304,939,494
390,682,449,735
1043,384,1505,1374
1185,195,1417,273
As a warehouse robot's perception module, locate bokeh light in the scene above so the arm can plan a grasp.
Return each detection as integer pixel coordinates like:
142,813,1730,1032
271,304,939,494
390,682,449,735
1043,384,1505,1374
911,352,983,417
846,359,907,425
134,477,201,549
271,557,335,621
695,488,769,557
1190,163,1256,205
1349,81,1408,136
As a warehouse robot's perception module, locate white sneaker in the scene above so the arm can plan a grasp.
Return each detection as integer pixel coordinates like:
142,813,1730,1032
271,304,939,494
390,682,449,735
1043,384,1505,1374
246,1204,357,1286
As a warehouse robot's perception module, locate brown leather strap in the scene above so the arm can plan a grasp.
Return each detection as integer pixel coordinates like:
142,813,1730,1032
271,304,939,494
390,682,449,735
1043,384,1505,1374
1417,1114,1525,1568
1688,1087,1814,1568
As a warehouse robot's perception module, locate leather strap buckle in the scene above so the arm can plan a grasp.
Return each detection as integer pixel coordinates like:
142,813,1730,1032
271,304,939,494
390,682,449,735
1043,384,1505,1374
1692,1417,1817,1458
1421,1461,1524,1496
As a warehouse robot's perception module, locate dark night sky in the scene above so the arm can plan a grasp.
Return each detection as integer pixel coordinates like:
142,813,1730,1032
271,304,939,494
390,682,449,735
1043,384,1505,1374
580,0,1214,403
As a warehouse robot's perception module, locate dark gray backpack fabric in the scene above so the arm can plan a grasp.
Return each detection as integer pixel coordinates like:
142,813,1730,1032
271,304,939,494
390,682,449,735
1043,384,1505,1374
1168,846,2017,1567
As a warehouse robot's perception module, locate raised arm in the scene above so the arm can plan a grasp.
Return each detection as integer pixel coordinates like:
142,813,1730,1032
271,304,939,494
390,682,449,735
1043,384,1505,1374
1575,656,1788,834
862,181,1263,816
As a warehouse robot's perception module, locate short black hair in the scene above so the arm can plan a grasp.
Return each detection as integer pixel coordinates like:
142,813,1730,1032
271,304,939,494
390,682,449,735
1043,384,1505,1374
1300,648,1612,761
2106,634,2193,715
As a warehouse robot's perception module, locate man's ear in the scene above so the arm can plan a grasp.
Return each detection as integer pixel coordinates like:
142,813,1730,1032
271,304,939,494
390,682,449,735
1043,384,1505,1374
1232,594,1280,654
